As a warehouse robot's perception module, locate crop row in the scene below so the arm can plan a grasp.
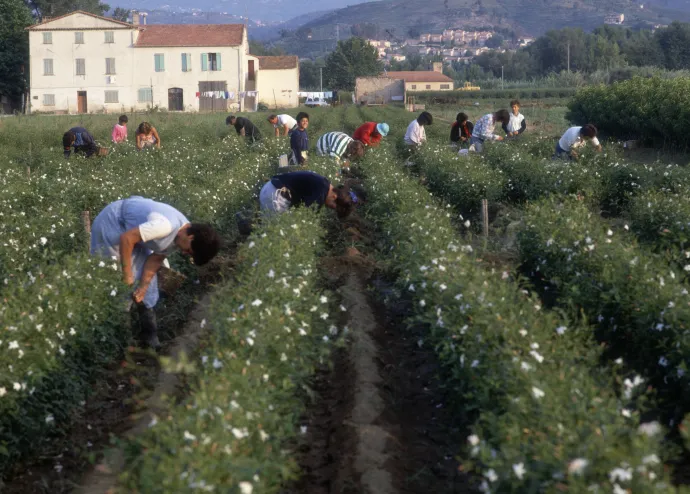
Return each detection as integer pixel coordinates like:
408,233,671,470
361,144,672,492
0,137,277,477
120,207,333,493
519,196,690,423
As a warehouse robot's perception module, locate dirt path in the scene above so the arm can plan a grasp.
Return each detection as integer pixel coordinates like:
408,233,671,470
289,213,473,494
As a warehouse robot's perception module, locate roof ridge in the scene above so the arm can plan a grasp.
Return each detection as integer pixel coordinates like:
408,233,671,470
26,10,135,30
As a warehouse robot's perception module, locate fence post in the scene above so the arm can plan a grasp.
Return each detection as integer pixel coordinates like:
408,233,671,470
26,166,30,180
81,211,91,247
481,199,489,238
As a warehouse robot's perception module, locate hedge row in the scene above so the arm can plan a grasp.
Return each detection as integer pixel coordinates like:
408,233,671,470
411,87,577,104
362,145,672,492
566,77,690,148
121,208,333,492
519,196,690,424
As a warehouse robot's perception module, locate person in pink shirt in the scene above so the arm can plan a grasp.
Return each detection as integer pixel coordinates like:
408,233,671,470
112,114,128,143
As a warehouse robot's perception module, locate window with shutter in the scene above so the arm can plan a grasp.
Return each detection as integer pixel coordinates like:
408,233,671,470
104,91,119,103
43,32,52,44
104,31,114,43
426,84,431,89
411,84,417,89
75,32,84,44
207,53,221,71
43,59,54,75
201,53,208,71
154,54,165,72
43,94,55,106
106,58,116,75
76,58,85,76
138,87,153,103
181,53,192,72
440,84,450,89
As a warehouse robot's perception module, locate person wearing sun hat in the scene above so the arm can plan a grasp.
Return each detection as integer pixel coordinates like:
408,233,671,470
353,121,389,147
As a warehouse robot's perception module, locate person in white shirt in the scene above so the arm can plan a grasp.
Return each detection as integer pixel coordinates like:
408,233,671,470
404,111,433,149
555,124,602,160
503,99,526,137
268,114,298,137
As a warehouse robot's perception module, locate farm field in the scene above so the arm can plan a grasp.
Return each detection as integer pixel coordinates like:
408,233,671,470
2,102,690,493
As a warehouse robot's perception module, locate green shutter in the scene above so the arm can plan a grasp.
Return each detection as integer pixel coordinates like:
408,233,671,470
216,53,222,70
154,54,160,72
160,54,165,71
201,53,208,71
181,53,187,72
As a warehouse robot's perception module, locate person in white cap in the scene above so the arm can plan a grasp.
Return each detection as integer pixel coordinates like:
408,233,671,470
353,122,389,147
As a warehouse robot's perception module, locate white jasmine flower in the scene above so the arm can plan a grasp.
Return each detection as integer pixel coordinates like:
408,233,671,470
45,414,54,424
621,409,632,418
642,454,660,465
513,462,526,480
555,325,567,335
40,237,48,245
568,458,589,475
609,467,633,483
638,421,662,436
485,469,498,482
251,299,262,307
13,382,21,391
464,220,471,228
0,387,6,397
320,295,328,304
532,387,545,399
238,482,253,494
183,431,197,441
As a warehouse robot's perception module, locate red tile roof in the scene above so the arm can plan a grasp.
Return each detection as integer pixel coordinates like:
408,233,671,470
135,24,245,47
26,10,135,30
384,71,454,83
257,55,298,70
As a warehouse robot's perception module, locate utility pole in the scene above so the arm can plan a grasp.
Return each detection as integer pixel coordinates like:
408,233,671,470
320,67,323,93
501,65,504,89
336,24,340,42
567,42,570,73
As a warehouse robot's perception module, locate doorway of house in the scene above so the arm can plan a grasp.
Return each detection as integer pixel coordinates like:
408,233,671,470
77,91,87,113
168,88,183,111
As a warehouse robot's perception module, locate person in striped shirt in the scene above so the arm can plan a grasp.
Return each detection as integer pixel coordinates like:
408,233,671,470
470,109,510,152
316,131,365,166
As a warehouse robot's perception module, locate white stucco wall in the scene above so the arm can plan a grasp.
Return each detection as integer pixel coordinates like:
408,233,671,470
28,13,250,113
256,67,299,108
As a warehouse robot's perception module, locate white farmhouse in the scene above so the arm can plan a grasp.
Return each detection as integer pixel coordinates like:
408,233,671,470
26,10,299,113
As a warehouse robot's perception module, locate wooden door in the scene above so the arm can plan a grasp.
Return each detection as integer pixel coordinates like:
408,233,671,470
198,81,228,112
168,88,183,111
77,91,87,114
248,60,255,81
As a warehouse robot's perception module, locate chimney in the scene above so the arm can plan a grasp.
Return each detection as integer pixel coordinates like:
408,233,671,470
141,12,147,25
131,10,139,26
432,62,443,73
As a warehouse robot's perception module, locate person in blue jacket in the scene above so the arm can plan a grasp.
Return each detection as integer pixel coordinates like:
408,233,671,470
90,196,220,349
63,127,102,158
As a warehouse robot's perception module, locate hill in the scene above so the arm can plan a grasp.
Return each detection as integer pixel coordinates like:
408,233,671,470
298,0,690,38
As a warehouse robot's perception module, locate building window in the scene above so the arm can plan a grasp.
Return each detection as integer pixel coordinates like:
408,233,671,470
154,54,165,72
138,87,153,103
440,84,450,89
426,84,431,89
43,59,54,76
104,31,114,43
43,94,55,106
411,84,417,89
75,32,84,44
181,53,192,72
104,90,119,103
201,53,222,71
76,58,85,76
42,32,52,44
106,58,116,75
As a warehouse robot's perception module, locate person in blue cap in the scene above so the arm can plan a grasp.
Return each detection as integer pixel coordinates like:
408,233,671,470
353,121,389,147
90,196,220,349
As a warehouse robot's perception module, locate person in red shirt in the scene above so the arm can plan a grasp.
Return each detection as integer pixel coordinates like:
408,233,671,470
353,122,389,147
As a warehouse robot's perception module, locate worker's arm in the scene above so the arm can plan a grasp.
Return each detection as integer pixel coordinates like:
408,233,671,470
240,127,246,137
119,227,144,285
283,124,290,136
152,127,161,148
275,126,280,137
517,119,527,135
502,122,509,135
133,254,166,304
136,133,143,150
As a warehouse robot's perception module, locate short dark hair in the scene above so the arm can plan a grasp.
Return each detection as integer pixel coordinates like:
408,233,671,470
580,124,598,138
510,100,520,107
334,186,355,219
456,112,468,123
62,131,75,149
119,114,128,124
494,109,511,124
296,112,309,122
188,223,221,266
418,111,433,126
226,115,236,125
267,114,277,121
346,140,365,160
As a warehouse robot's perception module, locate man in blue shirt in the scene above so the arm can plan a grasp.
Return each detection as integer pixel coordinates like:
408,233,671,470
63,127,101,158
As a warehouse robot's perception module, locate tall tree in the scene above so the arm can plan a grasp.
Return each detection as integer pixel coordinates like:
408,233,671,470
0,0,32,101
111,6,128,22
324,36,382,90
656,22,690,69
26,0,110,21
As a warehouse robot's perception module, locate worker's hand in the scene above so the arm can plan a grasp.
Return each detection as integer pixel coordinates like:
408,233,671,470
123,271,135,286
496,136,504,141
132,284,149,304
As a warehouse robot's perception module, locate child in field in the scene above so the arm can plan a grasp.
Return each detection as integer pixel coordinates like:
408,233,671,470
470,109,510,152
450,112,473,144
503,100,526,137
353,122,389,147
290,112,310,165
259,171,355,218
316,131,365,167
554,124,602,159
63,127,104,158
404,111,433,150
112,114,128,143
136,122,161,150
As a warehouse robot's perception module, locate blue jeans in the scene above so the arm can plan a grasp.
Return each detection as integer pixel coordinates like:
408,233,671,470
553,143,572,160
